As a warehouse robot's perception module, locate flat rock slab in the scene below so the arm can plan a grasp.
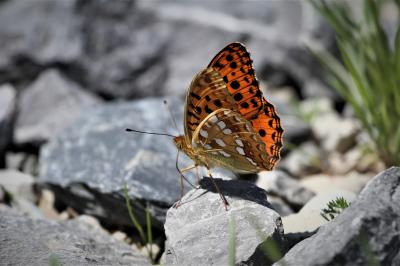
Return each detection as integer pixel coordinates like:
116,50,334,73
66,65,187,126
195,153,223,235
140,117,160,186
40,97,234,228
0,207,150,265
275,167,400,266
165,177,284,265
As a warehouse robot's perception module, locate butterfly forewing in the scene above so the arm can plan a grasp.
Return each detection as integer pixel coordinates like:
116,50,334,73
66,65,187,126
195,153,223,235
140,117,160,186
208,43,262,118
208,42,283,168
192,109,271,172
184,67,237,143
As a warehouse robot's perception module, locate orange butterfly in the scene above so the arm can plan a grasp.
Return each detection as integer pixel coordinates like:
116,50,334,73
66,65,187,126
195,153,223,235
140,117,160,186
127,43,283,209
173,43,283,207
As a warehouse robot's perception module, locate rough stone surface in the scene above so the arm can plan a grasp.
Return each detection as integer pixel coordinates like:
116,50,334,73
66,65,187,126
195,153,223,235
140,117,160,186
0,0,336,100
268,195,294,216
264,93,312,146
40,97,234,228
282,189,356,234
0,170,35,200
279,141,323,177
257,170,315,210
5,152,39,176
311,112,360,153
138,0,336,99
0,0,82,68
0,207,150,265
165,177,284,265
0,170,43,218
301,171,370,194
76,0,171,98
277,167,400,266
0,84,16,165
15,69,101,145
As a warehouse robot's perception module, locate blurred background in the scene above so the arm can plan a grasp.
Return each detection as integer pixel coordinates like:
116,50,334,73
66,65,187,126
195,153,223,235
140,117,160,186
0,0,399,264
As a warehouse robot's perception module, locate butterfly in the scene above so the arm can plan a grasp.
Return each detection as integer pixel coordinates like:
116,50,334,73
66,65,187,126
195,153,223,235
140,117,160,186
173,42,283,208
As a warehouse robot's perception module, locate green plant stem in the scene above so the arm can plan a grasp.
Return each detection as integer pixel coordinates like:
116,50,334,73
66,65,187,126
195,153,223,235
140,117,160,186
123,185,155,264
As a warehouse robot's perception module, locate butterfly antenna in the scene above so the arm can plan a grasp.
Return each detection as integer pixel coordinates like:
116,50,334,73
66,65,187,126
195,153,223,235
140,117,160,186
163,100,180,133
125,128,176,138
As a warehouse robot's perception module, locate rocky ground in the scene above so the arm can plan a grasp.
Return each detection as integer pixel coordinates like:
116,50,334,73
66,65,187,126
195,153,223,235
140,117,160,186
0,1,399,265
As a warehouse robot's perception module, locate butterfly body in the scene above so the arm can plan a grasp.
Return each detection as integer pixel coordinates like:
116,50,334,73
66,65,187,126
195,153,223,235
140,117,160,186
177,43,283,176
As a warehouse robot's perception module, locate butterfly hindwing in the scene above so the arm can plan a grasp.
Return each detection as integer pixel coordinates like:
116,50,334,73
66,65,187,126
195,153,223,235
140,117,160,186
250,99,283,167
192,109,271,172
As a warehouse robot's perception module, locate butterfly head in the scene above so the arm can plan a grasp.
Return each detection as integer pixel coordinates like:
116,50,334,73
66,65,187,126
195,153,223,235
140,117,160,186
173,135,187,151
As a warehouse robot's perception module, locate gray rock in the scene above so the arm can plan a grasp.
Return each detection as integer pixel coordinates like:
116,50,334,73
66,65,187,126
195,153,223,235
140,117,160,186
0,84,16,165
276,167,400,266
278,141,323,177
0,0,336,101
300,172,370,195
257,170,315,210
74,0,171,99
165,177,284,265
268,195,294,216
40,97,234,228
262,92,312,145
311,112,360,153
0,0,82,71
15,69,101,145
5,152,39,176
0,207,150,265
279,114,312,146
0,170,35,201
0,170,44,219
138,0,336,100
282,189,356,234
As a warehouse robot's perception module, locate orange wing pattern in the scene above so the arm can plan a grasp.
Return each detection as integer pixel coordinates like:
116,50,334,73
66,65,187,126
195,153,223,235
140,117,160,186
184,68,237,142
208,42,283,167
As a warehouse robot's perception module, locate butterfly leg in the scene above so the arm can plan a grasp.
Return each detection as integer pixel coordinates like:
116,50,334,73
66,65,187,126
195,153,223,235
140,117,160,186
173,164,196,209
207,169,229,211
173,173,185,209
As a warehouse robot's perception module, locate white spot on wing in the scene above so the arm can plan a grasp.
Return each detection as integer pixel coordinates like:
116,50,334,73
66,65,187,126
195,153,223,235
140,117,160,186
209,115,218,123
219,150,231,157
236,147,245,155
217,121,226,129
235,139,244,147
215,138,226,147
204,144,212,149
200,129,208,138
223,128,232,134
245,123,251,131
246,157,257,166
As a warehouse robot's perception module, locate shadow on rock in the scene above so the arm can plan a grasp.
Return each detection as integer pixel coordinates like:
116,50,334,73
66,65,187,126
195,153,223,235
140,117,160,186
199,176,273,208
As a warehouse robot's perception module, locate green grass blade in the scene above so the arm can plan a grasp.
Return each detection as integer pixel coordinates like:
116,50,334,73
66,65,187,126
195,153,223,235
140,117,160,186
145,202,154,262
48,254,60,266
310,0,400,167
123,185,145,242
